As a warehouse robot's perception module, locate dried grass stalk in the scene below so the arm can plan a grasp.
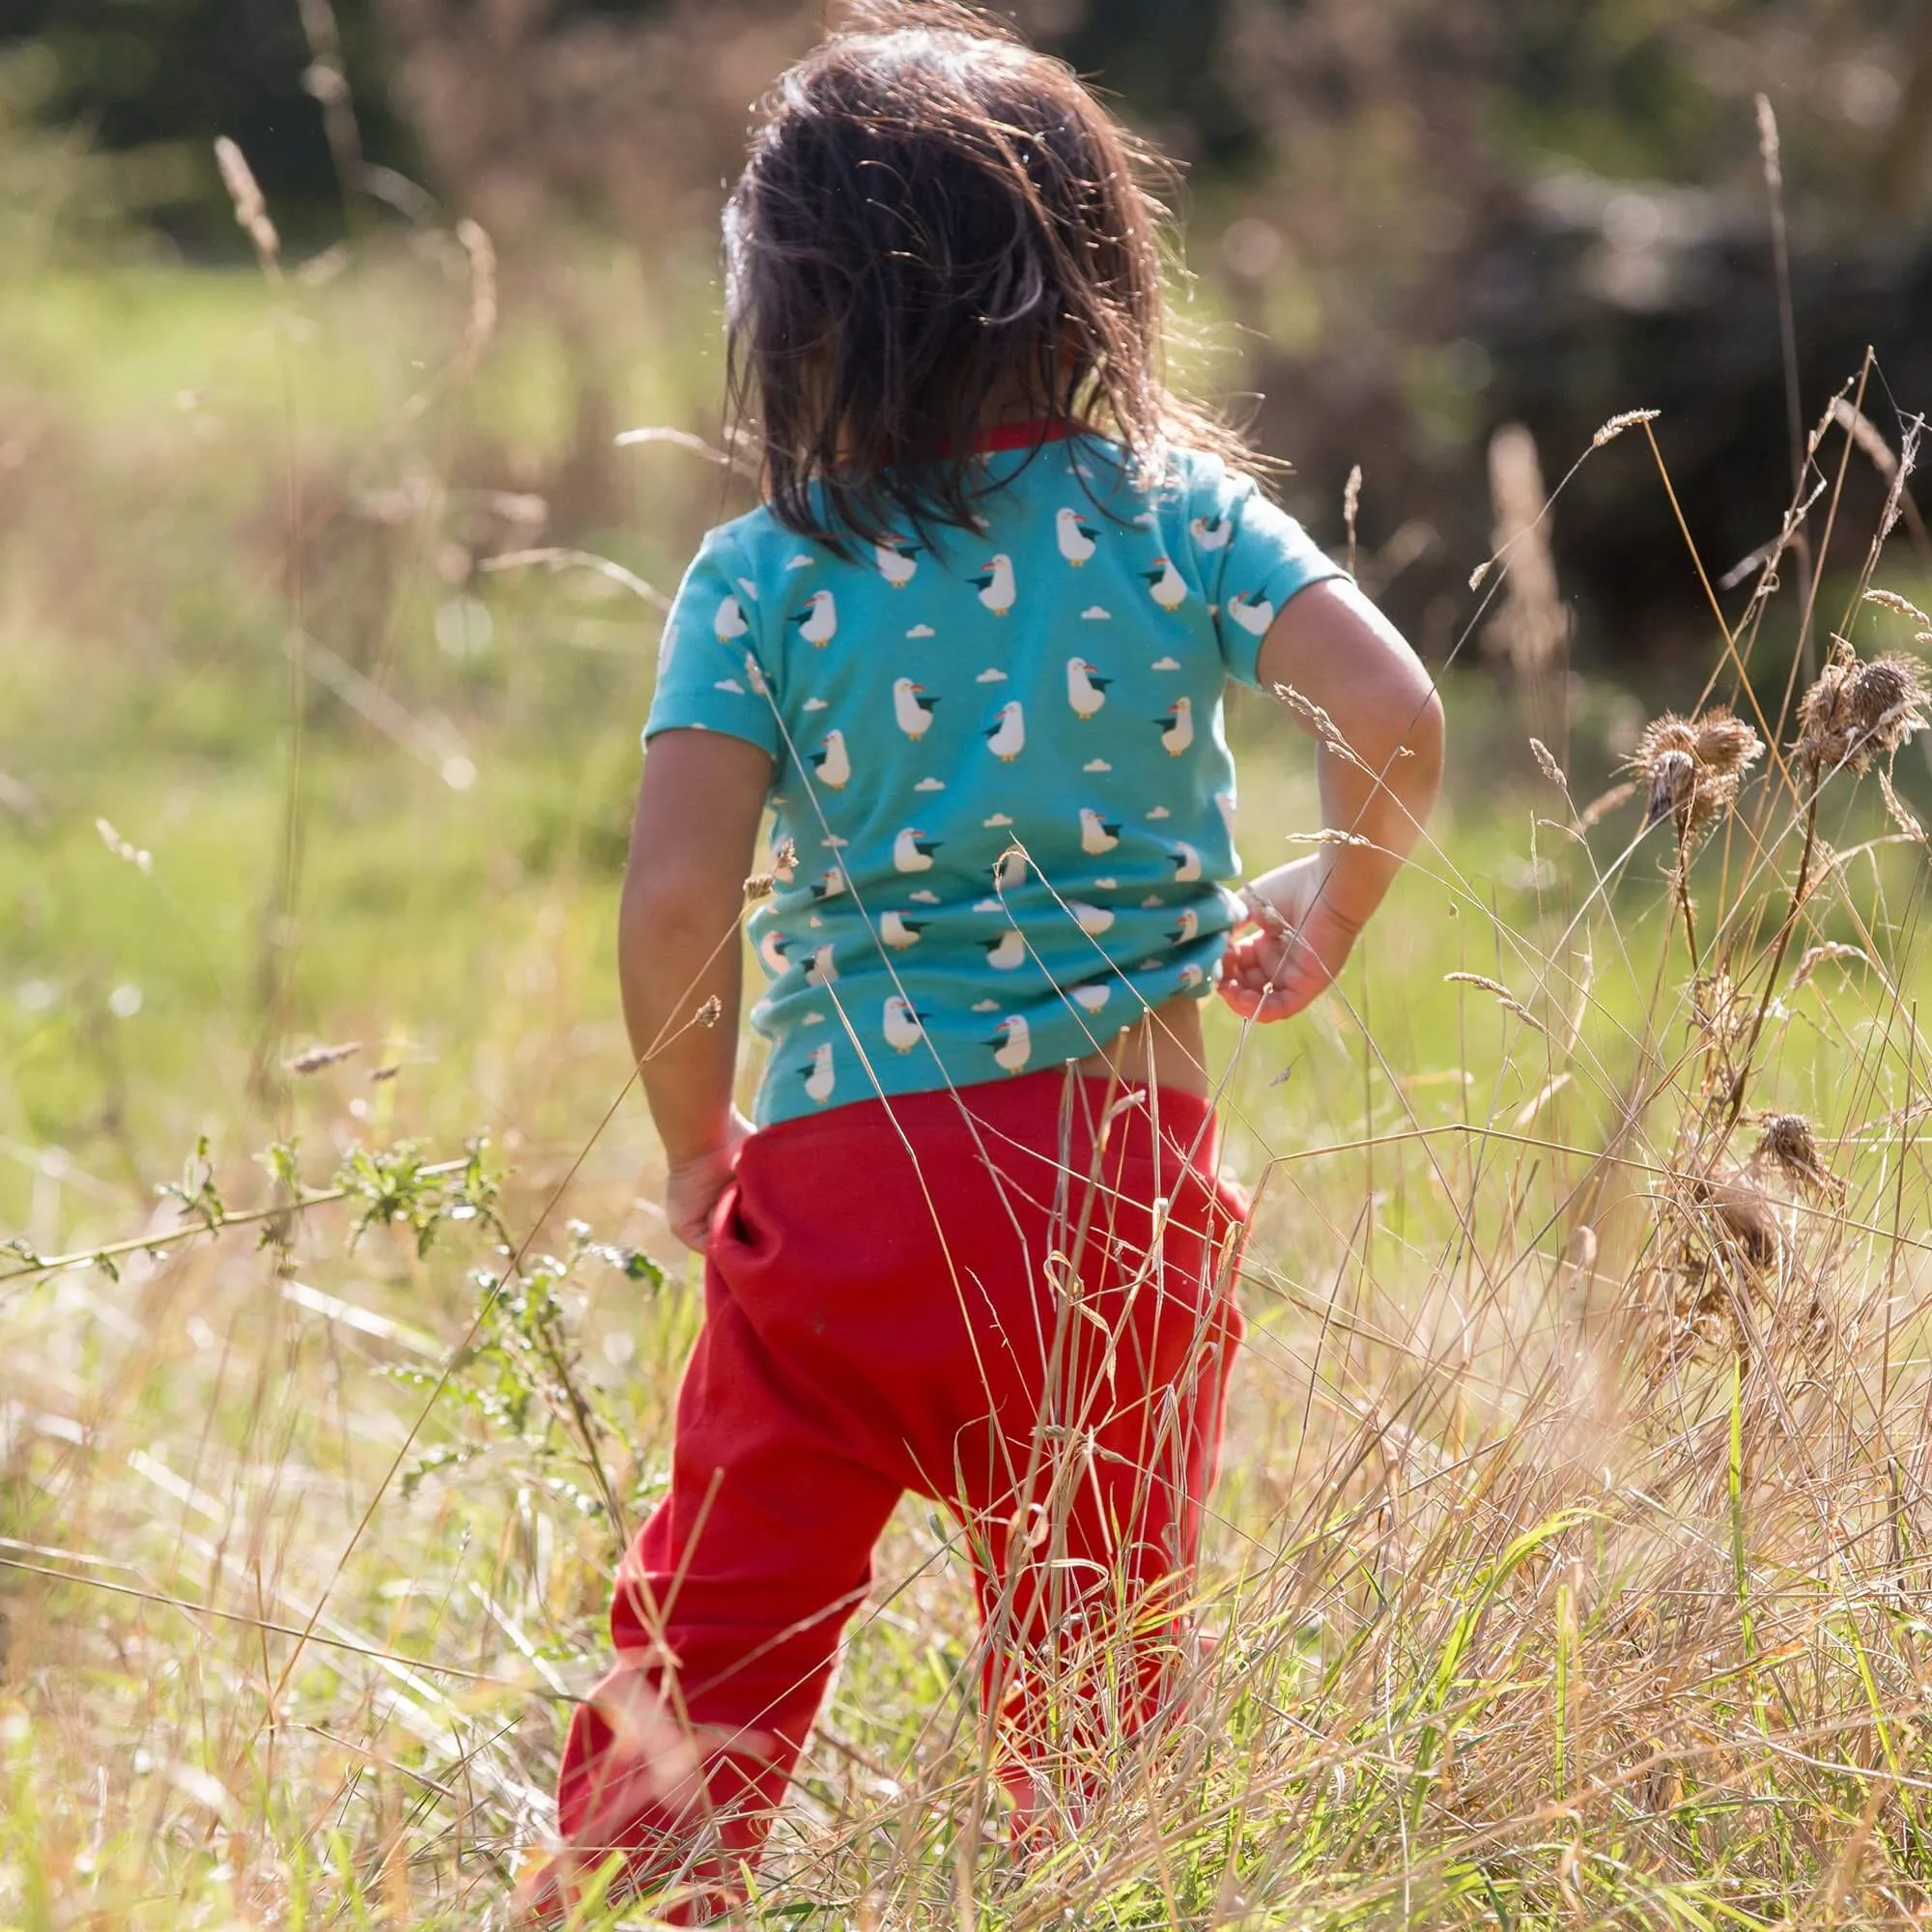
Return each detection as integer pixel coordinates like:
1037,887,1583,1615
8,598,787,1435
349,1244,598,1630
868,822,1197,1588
213,137,280,268
1831,396,1897,477
1577,780,1635,831
1486,423,1564,680
454,218,498,373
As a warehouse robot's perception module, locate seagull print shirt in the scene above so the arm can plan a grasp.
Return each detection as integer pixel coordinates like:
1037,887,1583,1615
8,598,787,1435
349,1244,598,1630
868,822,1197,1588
645,427,1345,1125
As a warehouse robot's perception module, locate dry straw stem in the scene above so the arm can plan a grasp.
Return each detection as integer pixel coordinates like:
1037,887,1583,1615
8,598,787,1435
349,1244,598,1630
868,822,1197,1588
1577,779,1635,831
1485,422,1565,682
213,136,280,271
616,424,764,483
1832,395,1898,477
454,218,497,374
481,546,671,611
95,815,152,875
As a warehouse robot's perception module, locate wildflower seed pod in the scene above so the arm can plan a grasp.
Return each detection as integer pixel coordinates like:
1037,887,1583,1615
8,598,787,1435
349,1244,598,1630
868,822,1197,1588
1627,708,1763,839
1794,639,1928,776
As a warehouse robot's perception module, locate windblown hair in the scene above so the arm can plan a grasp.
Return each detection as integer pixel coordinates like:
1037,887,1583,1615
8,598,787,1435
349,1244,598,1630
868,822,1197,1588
724,3,1248,546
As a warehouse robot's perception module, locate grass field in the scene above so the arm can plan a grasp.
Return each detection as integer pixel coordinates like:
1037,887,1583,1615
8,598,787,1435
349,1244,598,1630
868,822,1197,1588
7,241,1932,1928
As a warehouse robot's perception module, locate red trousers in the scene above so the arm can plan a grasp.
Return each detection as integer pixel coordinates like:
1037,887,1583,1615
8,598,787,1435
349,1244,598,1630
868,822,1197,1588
552,1070,1245,1916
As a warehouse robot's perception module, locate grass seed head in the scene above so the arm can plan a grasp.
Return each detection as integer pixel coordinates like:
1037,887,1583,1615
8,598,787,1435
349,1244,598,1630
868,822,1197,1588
213,136,279,267
285,1040,362,1076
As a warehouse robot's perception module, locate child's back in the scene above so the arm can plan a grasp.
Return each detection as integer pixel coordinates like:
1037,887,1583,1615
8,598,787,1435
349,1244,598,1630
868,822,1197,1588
653,428,1339,1119
522,9,1441,1921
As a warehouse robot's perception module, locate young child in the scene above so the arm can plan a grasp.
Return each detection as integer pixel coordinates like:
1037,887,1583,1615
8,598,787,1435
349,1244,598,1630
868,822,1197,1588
528,5,1442,1918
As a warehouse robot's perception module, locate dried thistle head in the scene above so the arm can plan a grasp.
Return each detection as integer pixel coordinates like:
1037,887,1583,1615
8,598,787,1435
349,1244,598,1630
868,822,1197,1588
1627,709,1762,838
1753,1113,1843,1204
1794,639,1929,776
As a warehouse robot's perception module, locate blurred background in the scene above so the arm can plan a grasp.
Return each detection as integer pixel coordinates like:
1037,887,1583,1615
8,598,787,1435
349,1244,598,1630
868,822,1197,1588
2,0,1930,1208
6,0,1930,660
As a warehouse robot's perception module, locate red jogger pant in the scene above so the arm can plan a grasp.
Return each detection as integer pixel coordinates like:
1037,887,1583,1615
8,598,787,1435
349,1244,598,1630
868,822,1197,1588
554,1069,1245,1910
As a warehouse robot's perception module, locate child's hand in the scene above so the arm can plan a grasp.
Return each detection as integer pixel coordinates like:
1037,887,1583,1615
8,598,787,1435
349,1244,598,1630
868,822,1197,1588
1217,856,1361,1023
664,1112,753,1252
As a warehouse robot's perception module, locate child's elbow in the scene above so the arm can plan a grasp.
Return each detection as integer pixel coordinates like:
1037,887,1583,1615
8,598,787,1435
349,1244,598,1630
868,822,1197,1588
619,860,739,945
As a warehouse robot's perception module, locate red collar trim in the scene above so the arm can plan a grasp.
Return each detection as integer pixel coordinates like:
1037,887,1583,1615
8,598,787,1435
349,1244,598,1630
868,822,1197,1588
973,417,1078,454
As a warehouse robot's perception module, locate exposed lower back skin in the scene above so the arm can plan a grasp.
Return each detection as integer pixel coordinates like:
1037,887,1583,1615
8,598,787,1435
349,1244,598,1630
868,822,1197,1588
1068,991,1209,1098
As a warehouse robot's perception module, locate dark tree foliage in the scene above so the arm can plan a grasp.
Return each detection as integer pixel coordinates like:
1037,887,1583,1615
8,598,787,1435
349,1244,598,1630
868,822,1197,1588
0,0,418,247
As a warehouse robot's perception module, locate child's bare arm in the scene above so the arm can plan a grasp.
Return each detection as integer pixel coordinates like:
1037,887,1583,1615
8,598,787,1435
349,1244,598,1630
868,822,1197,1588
618,729,774,1246
1219,579,1443,1023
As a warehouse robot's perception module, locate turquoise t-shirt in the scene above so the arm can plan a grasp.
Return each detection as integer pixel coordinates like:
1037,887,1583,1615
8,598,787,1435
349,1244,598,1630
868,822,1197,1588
645,430,1344,1125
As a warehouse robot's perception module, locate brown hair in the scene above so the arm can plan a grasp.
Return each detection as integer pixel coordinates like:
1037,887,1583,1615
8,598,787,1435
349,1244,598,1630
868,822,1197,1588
724,2,1247,547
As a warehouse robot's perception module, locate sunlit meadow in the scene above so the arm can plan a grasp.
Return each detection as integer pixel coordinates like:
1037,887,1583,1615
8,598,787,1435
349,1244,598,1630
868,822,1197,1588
5,202,1932,1929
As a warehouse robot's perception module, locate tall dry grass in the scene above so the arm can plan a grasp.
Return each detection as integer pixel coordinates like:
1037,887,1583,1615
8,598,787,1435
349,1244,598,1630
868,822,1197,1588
6,127,1932,1932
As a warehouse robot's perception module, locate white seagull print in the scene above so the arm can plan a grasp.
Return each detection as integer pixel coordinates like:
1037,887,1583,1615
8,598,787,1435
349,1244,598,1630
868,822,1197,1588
810,868,846,902
1065,658,1111,719
983,700,1026,761
879,910,927,949
756,930,790,974
1056,507,1098,566
1070,980,1112,1013
714,593,749,643
810,729,852,789
1080,808,1122,855
1226,592,1276,637
1071,902,1116,936
990,1014,1033,1073
883,995,925,1053
792,588,838,647
893,827,941,872
994,849,1028,891
983,929,1027,970
1189,514,1233,552
801,1040,836,1104
893,677,939,739
1168,906,1201,944
806,943,838,985
874,540,919,589
1157,696,1195,757
971,554,1016,615
1170,841,1204,883
1142,555,1188,611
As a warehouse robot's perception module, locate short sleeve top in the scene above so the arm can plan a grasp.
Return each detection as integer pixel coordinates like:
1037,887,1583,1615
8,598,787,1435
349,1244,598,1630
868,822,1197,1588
645,429,1345,1125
